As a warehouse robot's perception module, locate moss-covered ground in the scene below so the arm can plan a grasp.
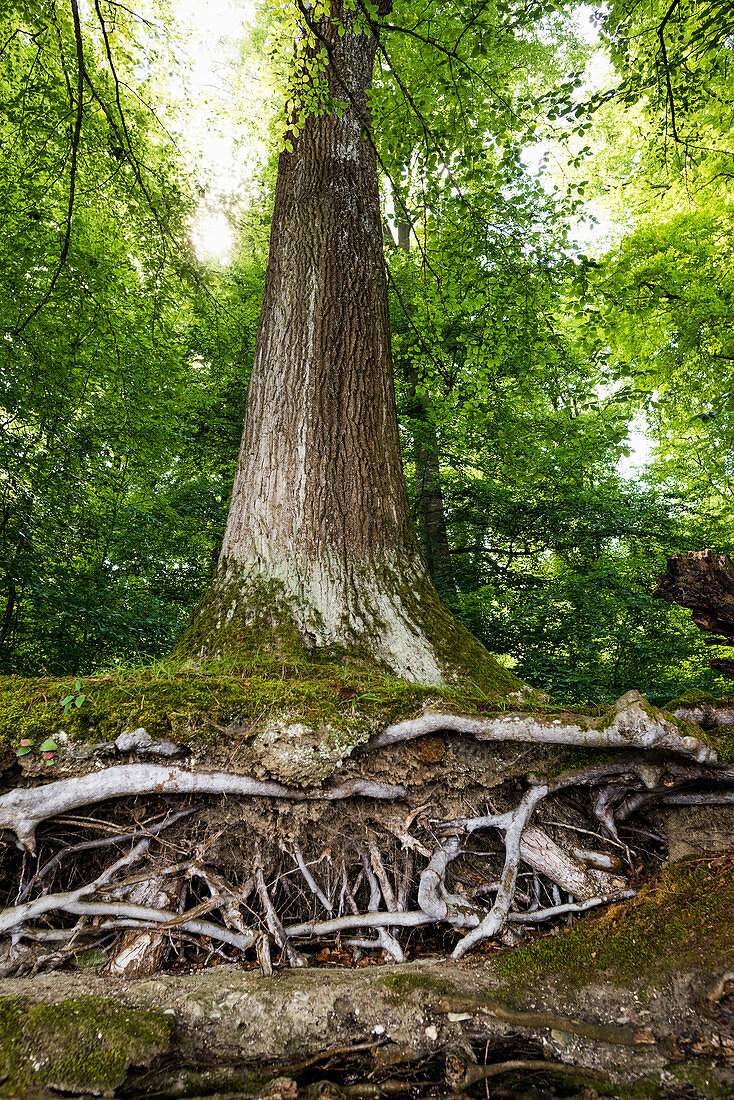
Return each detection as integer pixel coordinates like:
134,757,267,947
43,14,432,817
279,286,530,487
494,852,734,988
3,653,732,780
376,971,459,1004
0,654,559,756
0,994,172,1096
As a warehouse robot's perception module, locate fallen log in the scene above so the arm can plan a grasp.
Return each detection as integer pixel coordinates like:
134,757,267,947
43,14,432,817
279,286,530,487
655,550,734,678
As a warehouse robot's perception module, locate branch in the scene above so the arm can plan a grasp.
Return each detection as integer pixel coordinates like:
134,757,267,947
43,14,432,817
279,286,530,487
14,0,85,334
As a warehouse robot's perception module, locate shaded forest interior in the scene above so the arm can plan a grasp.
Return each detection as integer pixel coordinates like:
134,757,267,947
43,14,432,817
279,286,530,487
1,0,734,707
3,1,734,1098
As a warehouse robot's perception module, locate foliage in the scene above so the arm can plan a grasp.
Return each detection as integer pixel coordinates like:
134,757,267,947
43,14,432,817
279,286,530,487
2,0,733,711
0,1,265,674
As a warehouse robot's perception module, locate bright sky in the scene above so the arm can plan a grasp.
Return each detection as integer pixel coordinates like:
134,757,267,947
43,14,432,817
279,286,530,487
160,0,263,261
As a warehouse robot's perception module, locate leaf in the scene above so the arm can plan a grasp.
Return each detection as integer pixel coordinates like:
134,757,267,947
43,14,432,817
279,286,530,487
39,738,58,751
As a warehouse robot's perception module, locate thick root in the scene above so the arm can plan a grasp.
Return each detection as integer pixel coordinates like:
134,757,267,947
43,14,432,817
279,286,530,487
373,690,714,761
0,691,730,976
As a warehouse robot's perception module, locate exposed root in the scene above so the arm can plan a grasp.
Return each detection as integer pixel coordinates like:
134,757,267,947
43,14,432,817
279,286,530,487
1,687,731,977
0,765,406,851
508,891,636,924
255,845,307,968
372,689,714,761
435,995,656,1045
452,1058,611,1091
451,784,549,959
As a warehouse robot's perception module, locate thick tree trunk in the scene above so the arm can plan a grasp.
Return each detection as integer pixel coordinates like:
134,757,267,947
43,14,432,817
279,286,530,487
180,1,510,690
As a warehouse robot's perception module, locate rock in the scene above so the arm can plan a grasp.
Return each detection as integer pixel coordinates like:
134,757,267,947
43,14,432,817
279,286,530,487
115,727,184,757
0,995,171,1097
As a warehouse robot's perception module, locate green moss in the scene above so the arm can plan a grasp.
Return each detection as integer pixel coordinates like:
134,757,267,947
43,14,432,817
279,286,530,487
376,971,458,1004
177,557,522,699
0,657,502,765
494,854,734,988
0,995,172,1096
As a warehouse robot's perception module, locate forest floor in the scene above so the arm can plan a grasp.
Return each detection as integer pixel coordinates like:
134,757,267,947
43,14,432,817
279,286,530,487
1,658,734,1098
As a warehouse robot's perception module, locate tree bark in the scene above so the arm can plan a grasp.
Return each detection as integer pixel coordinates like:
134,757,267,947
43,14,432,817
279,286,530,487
181,1,511,690
654,549,734,678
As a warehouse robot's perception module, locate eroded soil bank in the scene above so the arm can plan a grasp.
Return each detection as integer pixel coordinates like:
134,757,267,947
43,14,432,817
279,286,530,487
2,660,734,1099
2,852,734,1100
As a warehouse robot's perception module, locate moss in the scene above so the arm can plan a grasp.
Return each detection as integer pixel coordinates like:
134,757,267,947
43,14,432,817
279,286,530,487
178,557,523,699
376,971,458,1004
494,854,734,989
0,995,172,1096
0,657,501,766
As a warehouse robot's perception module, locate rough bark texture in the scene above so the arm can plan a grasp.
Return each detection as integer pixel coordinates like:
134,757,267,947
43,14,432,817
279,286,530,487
655,549,734,678
181,2,510,690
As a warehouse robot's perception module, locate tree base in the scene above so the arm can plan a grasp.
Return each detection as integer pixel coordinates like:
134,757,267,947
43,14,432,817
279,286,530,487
177,555,521,695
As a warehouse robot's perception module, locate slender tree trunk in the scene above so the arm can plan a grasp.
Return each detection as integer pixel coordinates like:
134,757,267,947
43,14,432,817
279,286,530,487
181,0,513,691
391,203,455,597
411,392,455,596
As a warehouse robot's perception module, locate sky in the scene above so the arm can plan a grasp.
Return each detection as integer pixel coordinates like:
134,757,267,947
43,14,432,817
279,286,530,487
156,0,262,261
154,0,651,475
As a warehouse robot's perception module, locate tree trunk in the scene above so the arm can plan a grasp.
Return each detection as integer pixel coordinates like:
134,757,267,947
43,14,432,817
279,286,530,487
410,377,455,595
180,0,510,691
392,202,456,597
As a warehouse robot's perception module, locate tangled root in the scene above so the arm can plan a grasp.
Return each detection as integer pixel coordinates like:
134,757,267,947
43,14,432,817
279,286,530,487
0,692,730,977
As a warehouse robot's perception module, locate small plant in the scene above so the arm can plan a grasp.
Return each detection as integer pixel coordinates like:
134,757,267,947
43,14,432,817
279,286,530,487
61,679,86,716
16,736,58,765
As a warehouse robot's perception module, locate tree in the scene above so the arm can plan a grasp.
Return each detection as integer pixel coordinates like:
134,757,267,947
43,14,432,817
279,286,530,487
181,0,515,691
2,6,734,1060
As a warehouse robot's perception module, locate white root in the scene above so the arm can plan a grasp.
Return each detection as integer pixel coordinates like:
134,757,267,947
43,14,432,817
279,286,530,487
254,851,307,968
343,930,406,961
361,851,383,912
0,838,151,934
572,848,624,872
186,864,255,935
417,838,482,928
16,807,197,903
286,910,435,937
508,891,637,924
290,845,333,914
367,840,398,913
520,828,626,902
373,690,714,762
452,784,549,959
68,903,256,950
0,840,256,952
378,928,405,962
0,765,406,851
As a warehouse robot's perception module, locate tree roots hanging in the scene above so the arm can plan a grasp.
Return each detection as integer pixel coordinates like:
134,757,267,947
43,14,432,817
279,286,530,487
0,689,731,978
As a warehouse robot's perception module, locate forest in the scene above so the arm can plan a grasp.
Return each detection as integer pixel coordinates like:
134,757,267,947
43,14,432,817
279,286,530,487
1,0,734,1097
